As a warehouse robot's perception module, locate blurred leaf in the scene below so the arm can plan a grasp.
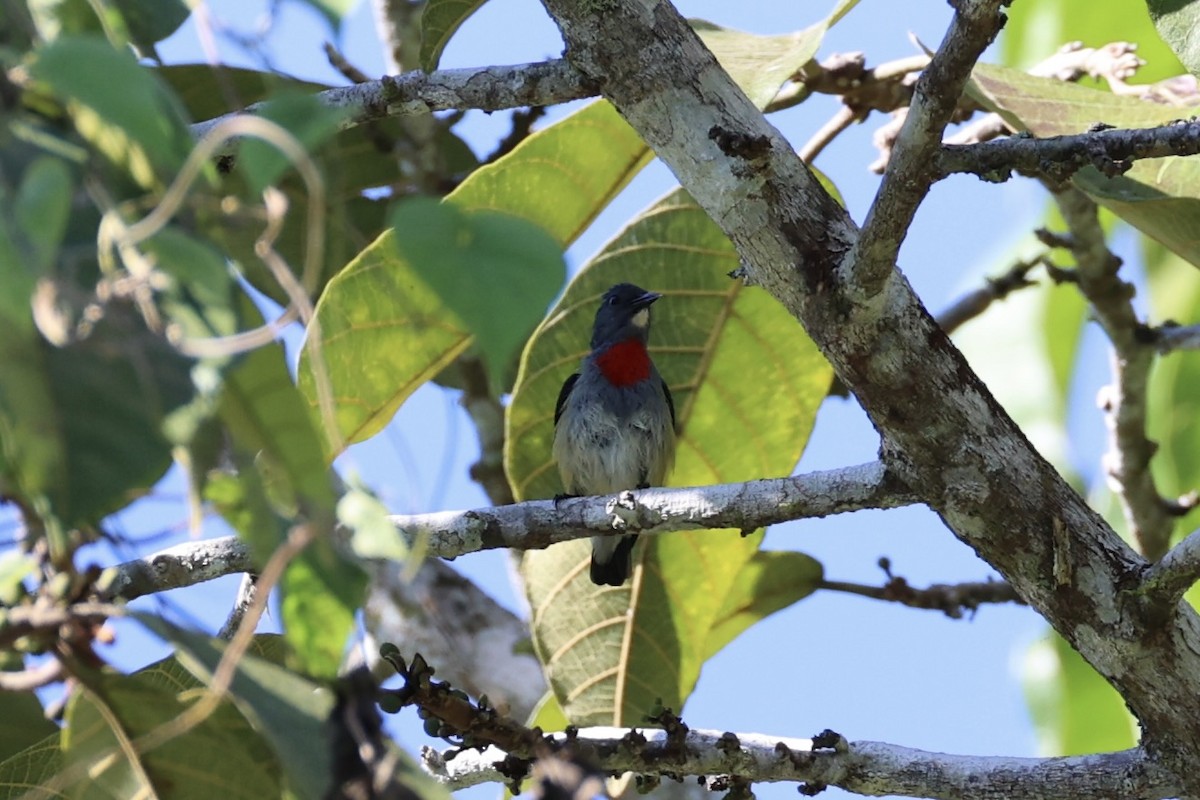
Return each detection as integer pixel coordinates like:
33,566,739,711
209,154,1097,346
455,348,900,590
296,227,473,452
217,324,364,678
14,156,72,276
139,620,335,800
513,189,832,725
1143,238,1200,532
295,0,357,30
1022,631,1136,755
1004,0,1182,81
1148,0,1200,77
952,231,1088,476
237,91,349,195
701,550,823,661
969,63,1200,268
110,0,190,52
0,550,36,605
419,0,488,71
0,732,62,800
44,306,195,527
0,692,56,764
446,100,651,247
392,198,565,388
62,669,281,800
338,484,407,561
694,0,862,107
156,65,325,120
30,36,193,187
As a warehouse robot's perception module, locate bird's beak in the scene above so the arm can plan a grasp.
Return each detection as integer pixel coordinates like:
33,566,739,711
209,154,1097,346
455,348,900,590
634,290,662,309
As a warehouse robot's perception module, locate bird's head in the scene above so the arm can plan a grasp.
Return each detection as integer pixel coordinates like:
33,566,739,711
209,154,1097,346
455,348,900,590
590,283,661,350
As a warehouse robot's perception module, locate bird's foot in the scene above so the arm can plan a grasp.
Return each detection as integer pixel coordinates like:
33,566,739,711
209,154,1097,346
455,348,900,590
607,490,642,532
553,492,580,509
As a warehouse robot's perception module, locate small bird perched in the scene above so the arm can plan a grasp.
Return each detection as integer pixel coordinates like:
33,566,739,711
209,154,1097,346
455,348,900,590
553,283,676,586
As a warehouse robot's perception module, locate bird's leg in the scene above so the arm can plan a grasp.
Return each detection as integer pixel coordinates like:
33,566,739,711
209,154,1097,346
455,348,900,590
607,489,643,531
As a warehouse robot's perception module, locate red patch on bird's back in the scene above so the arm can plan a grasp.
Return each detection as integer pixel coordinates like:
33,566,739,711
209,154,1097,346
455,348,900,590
595,338,652,387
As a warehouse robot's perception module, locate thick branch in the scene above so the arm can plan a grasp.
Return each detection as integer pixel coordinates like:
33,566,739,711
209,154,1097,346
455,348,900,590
189,59,595,140
938,120,1200,182
102,463,914,600
849,0,1007,293
535,0,1200,790
423,729,1179,800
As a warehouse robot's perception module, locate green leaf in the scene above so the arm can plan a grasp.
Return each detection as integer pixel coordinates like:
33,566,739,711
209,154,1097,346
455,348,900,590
217,330,364,678
1005,0,1182,82
512,189,832,725
1143,238,1200,532
14,156,72,276
61,667,281,800
0,550,36,605
30,36,193,187
0,692,57,764
237,91,349,195
338,484,408,561
701,550,823,661
969,63,1200,268
391,198,565,389
138,622,335,800
1148,0,1200,77
447,100,652,248
0,732,62,800
1022,631,1136,755
419,0,488,71
693,0,862,107
296,227,473,452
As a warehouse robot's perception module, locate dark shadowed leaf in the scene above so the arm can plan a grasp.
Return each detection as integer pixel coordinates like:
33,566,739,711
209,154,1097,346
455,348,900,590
391,198,565,389
30,36,193,187
0,732,62,800
0,692,57,764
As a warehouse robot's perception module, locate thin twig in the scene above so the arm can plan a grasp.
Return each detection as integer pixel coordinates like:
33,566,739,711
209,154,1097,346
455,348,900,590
1050,186,1174,559
936,255,1044,334
818,574,1022,618
799,105,862,163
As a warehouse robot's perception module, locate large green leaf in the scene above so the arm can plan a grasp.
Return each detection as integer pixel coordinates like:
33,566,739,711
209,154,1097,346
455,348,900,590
0,692,57,764
512,189,832,725
295,227,474,450
1148,0,1200,77
1004,0,1182,82
0,732,62,800
969,63,1200,268
30,36,193,188
61,669,281,799
700,550,823,662
1022,631,1136,755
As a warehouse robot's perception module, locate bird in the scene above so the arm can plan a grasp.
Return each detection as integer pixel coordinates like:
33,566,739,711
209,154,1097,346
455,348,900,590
553,282,676,586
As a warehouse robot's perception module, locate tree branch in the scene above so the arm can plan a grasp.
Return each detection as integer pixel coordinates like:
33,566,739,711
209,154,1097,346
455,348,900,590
849,0,1007,293
534,0,1200,790
819,572,1023,618
1139,527,1200,610
188,59,595,141
102,463,914,600
937,120,1200,183
1050,186,1174,560
422,729,1179,800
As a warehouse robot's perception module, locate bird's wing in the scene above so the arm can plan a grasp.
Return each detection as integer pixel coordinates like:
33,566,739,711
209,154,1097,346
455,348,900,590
662,379,677,430
554,373,580,426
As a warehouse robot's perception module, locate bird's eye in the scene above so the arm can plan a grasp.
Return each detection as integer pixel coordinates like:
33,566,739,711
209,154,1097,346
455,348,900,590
607,295,619,306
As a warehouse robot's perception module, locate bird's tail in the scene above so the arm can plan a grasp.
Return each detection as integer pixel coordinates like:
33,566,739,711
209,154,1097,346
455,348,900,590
590,534,639,586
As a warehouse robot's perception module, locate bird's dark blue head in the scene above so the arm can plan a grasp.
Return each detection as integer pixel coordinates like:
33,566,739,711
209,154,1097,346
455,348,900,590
590,283,661,350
